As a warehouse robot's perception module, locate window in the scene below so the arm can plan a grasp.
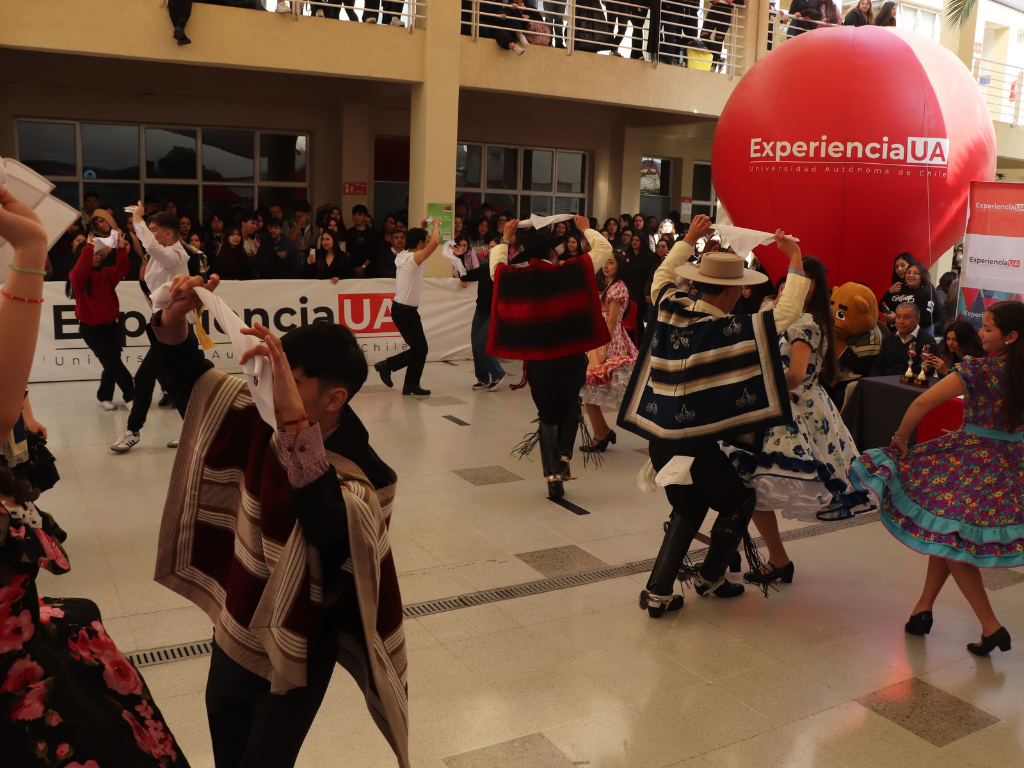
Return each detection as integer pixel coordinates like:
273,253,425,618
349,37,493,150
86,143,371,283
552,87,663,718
640,157,672,222
456,143,588,219
898,4,939,41
691,161,717,222
15,120,308,224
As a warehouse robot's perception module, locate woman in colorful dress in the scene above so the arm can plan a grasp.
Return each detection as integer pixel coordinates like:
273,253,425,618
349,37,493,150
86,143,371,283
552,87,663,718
725,257,871,585
852,301,1024,656
580,252,636,453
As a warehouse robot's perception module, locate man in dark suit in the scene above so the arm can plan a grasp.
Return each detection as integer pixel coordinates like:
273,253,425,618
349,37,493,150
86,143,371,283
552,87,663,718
869,302,937,377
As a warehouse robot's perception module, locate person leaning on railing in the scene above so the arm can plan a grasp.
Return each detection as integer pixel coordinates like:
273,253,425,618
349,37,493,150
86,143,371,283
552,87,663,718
843,0,873,25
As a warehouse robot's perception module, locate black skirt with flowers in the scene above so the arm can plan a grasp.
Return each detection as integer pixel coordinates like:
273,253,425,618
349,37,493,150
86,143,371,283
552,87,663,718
0,502,189,768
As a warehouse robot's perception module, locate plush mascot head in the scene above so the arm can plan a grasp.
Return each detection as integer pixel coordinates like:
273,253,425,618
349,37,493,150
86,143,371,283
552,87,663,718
830,282,878,357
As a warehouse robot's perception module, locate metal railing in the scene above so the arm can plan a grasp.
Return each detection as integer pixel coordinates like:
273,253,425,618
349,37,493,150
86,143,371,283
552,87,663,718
764,7,839,51
973,56,1023,125
203,0,428,32
463,0,747,78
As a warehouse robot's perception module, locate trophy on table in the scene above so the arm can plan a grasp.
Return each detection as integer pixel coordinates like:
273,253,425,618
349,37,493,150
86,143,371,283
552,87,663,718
899,341,917,385
913,344,932,388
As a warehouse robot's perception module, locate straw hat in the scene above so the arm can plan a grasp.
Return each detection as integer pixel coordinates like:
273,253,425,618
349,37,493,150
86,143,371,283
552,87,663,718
675,252,768,286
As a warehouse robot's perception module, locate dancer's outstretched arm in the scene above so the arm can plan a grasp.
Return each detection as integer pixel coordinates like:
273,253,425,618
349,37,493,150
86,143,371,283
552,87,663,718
889,372,965,458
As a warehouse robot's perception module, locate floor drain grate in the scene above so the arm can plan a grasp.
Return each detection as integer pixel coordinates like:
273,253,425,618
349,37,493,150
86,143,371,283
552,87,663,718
126,512,881,663
127,640,213,668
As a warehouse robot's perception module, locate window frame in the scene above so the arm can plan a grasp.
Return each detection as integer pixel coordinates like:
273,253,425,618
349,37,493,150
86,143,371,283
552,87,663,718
691,160,717,222
14,119,309,222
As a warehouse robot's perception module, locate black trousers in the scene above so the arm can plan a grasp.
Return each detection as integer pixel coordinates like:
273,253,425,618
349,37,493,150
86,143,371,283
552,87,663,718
529,354,587,459
205,627,338,768
127,346,165,433
649,440,750,524
168,0,192,27
362,0,403,23
385,301,428,389
79,322,135,404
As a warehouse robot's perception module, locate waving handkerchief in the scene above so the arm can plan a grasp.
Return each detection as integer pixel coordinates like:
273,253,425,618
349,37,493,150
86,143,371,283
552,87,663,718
713,224,799,259
94,231,120,250
149,281,277,428
516,213,576,229
0,157,80,275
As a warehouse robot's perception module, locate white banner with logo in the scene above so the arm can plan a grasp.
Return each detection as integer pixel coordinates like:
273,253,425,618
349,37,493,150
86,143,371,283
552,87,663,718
29,278,478,383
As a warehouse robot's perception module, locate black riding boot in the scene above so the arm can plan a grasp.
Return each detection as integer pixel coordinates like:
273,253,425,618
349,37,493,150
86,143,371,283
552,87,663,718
640,512,698,618
538,422,564,499
557,407,580,477
693,490,756,599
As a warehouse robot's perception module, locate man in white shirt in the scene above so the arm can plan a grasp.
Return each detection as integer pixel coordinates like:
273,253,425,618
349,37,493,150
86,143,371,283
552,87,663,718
373,220,440,396
110,206,190,453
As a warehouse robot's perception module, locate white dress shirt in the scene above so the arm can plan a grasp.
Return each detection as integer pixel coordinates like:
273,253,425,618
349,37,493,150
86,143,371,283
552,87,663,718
135,220,190,294
394,250,425,306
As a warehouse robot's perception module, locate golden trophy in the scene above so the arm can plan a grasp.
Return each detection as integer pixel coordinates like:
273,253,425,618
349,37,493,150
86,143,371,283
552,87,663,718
913,345,932,388
899,341,917,385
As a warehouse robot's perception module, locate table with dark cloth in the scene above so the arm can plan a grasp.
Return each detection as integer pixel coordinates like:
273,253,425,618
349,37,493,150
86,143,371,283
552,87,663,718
840,375,929,450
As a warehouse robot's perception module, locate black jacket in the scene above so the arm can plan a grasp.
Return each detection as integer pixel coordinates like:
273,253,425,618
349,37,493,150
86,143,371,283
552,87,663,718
462,261,495,315
869,329,937,377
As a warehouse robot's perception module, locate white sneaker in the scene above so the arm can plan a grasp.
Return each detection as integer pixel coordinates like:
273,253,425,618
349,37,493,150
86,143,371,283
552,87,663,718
275,1,290,11
472,381,491,391
389,17,404,26
488,373,511,391
511,43,526,55
517,32,530,47
111,430,140,453
167,437,179,448
98,400,117,411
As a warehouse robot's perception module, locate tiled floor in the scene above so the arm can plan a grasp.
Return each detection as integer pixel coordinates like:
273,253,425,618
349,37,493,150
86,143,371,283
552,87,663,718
25,361,1024,768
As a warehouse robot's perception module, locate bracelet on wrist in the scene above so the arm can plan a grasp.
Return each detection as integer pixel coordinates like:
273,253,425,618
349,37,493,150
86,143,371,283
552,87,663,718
1,290,43,304
891,434,907,445
8,265,47,276
280,412,310,427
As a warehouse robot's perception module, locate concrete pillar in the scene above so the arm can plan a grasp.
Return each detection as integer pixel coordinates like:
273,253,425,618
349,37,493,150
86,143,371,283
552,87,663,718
409,0,460,277
939,0,980,70
341,101,371,229
619,126,644,217
740,0,762,73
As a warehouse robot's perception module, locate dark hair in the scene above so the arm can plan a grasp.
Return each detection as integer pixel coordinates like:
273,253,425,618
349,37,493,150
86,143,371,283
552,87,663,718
480,202,494,212
564,233,583,256
144,192,160,205
693,280,727,297
294,199,312,213
603,218,619,233
939,271,957,290
280,323,368,400
904,261,932,288
600,251,628,295
985,301,1024,431
314,232,347,279
875,1,897,24
243,212,260,224
351,204,368,216
891,252,915,284
149,211,179,232
0,465,33,507
267,217,283,229
801,256,837,386
406,227,428,250
821,0,840,24
217,225,247,275
84,191,99,201
941,321,984,363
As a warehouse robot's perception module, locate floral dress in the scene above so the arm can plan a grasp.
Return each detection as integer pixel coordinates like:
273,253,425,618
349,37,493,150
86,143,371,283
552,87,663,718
852,356,1024,567
723,314,872,521
0,500,188,767
581,280,638,408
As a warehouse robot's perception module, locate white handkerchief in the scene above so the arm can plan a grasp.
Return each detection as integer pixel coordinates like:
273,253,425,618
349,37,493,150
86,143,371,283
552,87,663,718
0,158,80,277
713,224,799,259
516,213,575,230
149,282,277,429
94,231,119,250
654,455,695,486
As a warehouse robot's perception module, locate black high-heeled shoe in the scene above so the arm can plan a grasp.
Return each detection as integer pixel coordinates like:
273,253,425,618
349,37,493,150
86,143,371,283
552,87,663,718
580,430,616,453
744,561,794,585
967,626,1011,656
905,611,933,636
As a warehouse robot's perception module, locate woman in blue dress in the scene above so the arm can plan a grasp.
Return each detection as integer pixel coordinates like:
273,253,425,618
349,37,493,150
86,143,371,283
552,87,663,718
852,301,1024,656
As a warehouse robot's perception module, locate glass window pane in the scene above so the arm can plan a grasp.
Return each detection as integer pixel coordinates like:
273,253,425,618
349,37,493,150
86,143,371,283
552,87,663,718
485,147,518,190
257,186,309,221
146,128,198,179
373,182,410,228
456,192,482,218
456,144,482,188
81,183,141,228
202,129,254,182
522,150,553,192
557,151,586,193
691,203,716,223
144,184,199,220
520,195,553,218
202,185,254,223
82,124,139,180
483,193,517,217
259,134,306,183
641,157,671,196
554,197,583,215
50,182,80,210
17,121,76,177
692,164,713,201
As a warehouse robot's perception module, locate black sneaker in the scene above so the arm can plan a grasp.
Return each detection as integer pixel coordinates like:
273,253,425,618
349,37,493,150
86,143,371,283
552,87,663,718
158,393,172,407
402,386,431,396
374,361,393,388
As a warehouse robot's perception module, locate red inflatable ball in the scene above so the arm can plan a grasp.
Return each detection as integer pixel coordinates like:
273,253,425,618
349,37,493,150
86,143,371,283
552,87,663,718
711,26,996,297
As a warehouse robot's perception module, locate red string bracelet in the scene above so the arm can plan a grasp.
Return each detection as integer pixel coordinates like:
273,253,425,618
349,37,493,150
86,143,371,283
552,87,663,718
280,413,310,427
1,290,43,304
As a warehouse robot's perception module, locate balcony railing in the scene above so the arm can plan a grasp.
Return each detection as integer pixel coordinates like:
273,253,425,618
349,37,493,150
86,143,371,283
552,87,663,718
973,56,1023,125
462,0,747,79
223,0,428,32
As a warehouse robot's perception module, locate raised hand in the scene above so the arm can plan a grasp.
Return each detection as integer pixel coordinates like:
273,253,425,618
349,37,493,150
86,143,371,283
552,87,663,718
774,230,802,261
503,219,519,242
573,214,590,233
238,322,306,430
161,274,220,328
0,187,46,251
684,214,713,245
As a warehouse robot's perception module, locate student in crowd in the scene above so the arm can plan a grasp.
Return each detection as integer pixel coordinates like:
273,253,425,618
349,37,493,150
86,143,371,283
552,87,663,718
373,229,405,279
602,217,619,242
112,205,190,453
844,0,873,24
187,232,210,279
163,200,179,216
267,217,300,278
71,231,136,411
624,232,658,341
143,193,161,219
923,321,985,379
615,227,632,255
374,220,441,396
903,261,940,336
215,225,252,281
936,271,957,333
204,210,225,263
869,303,938,378
289,199,319,266
80,190,100,229
348,204,379,277
879,252,915,330
468,218,493,252
241,211,278,279
875,0,897,24
303,231,352,283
